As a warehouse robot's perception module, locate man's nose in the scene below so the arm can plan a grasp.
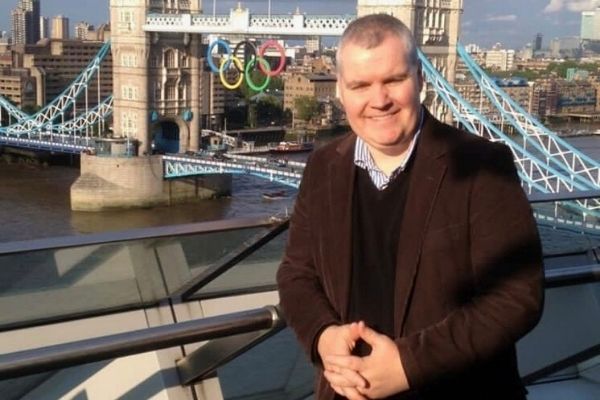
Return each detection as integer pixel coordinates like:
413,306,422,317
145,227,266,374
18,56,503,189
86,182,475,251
370,85,391,108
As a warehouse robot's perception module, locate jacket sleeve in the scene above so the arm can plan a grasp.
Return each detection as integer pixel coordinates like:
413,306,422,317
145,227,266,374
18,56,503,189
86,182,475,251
276,154,341,363
397,144,545,388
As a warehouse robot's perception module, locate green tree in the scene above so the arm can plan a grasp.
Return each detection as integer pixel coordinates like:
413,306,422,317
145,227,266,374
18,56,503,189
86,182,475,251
256,95,283,125
294,96,319,123
22,104,41,114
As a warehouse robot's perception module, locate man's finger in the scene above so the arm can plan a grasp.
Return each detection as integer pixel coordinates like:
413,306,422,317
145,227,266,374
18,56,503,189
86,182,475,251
324,367,367,388
341,387,368,400
331,384,346,397
325,354,363,371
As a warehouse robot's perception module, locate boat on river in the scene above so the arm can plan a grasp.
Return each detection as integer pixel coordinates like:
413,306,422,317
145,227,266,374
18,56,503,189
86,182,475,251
269,141,313,154
262,190,287,200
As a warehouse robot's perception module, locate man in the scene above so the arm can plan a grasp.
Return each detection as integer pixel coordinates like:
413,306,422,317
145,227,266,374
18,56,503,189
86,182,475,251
276,13,543,400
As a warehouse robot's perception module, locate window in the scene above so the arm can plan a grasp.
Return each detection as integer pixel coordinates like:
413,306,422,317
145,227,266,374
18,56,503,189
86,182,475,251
121,85,139,100
166,83,176,100
119,11,134,32
121,112,137,136
165,50,176,68
121,53,138,68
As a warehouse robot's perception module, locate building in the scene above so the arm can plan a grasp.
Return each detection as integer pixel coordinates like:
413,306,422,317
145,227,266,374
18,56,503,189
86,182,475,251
484,49,515,71
534,33,543,52
547,36,581,58
454,75,531,119
305,36,321,54
0,67,37,109
464,43,481,54
51,15,70,40
555,80,596,114
11,0,40,45
0,32,9,45
39,16,49,40
581,9,600,40
283,72,337,125
530,80,558,118
75,22,95,41
1,39,114,109
566,68,590,81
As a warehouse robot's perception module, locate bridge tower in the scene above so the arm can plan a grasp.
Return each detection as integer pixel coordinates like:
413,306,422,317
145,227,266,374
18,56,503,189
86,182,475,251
110,0,207,156
357,0,463,117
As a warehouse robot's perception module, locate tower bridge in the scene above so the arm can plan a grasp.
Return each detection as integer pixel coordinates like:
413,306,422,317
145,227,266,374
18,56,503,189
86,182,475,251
1,0,600,216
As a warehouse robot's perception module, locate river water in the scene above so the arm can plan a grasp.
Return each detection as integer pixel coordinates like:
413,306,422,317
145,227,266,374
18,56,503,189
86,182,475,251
0,157,299,243
2,131,600,243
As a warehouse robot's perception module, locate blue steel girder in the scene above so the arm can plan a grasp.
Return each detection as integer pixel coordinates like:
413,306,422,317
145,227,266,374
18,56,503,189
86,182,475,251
0,95,113,154
0,96,29,123
47,96,113,135
456,44,600,190
419,49,586,195
0,41,111,136
419,49,600,219
162,156,302,188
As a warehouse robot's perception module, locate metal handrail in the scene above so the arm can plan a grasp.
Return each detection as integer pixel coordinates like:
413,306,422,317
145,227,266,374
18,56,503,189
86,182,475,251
0,216,277,256
0,305,283,380
544,264,600,288
528,189,600,203
0,260,597,381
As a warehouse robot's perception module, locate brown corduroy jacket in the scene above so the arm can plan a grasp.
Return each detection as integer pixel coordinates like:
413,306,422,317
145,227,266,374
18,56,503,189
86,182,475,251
277,109,544,399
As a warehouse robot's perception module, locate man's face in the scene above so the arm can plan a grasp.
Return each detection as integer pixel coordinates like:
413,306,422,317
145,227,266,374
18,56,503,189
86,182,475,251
337,34,423,154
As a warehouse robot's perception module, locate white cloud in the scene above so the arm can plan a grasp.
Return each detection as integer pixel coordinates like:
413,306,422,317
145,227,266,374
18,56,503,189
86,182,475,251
485,14,518,22
544,0,599,13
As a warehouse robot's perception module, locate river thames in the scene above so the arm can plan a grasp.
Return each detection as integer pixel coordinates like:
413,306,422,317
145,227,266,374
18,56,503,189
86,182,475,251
0,156,299,243
2,131,600,243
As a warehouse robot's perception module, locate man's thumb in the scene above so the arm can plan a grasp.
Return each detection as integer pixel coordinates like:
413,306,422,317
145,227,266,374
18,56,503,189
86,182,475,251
358,322,380,344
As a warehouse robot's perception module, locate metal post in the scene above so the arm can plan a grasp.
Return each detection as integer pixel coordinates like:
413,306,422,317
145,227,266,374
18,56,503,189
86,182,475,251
85,86,89,143
98,64,102,137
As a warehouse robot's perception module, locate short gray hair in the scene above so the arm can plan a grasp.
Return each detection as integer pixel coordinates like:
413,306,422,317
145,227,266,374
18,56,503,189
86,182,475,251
336,14,420,74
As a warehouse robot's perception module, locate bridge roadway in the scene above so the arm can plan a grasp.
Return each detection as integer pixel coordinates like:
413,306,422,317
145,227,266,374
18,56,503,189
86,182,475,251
162,153,305,188
0,132,94,154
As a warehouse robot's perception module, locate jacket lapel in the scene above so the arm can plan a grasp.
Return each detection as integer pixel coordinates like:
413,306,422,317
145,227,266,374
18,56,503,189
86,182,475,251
394,112,448,336
328,134,356,321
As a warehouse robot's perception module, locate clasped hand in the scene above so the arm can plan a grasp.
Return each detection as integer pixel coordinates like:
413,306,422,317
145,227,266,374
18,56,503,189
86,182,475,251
318,321,409,399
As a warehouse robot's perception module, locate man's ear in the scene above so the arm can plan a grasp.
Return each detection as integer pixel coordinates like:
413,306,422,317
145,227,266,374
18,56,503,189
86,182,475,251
417,62,424,93
336,79,344,106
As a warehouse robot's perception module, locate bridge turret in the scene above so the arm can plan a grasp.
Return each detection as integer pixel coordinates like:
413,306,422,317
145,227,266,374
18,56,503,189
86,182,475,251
111,0,205,156
356,0,462,80
357,0,462,120
110,0,151,155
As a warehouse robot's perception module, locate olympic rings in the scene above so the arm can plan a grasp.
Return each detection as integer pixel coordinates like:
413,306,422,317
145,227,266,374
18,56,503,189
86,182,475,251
219,57,244,90
258,40,286,76
233,40,258,72
207,39,231,74
245,57,271,92
206,38,286,92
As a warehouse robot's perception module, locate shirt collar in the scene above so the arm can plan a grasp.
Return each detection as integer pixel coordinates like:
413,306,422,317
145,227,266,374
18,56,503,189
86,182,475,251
353,106,425,176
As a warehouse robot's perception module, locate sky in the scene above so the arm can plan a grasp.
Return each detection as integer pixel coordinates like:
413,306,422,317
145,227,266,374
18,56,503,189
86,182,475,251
0,0,596,49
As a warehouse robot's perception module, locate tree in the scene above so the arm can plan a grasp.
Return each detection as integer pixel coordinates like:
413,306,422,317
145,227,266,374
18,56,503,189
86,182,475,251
294,96,319,124
256,95,283,125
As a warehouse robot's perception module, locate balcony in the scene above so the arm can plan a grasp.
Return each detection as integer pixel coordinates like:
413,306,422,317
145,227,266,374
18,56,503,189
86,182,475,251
0,193,598,399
